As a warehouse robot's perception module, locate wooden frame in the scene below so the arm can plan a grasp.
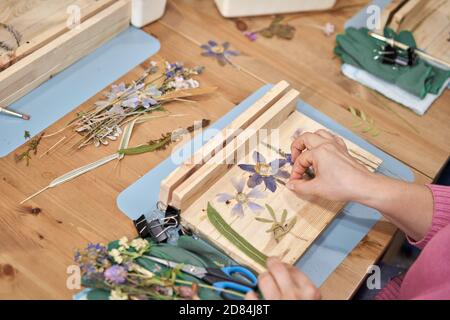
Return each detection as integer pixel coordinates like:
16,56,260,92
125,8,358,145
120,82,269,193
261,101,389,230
160,81,382,273
0,0,131,106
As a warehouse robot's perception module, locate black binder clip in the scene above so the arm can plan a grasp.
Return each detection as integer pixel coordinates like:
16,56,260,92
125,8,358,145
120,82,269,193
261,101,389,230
133,203,181,243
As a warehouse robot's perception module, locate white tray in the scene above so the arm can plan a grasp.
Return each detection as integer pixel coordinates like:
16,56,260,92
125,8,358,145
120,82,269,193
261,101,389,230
214,0,336,18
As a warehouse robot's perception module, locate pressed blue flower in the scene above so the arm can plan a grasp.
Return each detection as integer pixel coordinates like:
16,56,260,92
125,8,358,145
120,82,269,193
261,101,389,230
201,40,240,66
238,151,289,192
104,265,128,284
216,176,266,217
122,95,140,108
146,85,162,98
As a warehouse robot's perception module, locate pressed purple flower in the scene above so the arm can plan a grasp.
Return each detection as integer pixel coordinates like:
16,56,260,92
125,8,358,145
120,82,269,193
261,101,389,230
216,176,266,217
243,31,258,41
201,40,240,66
104,265,128,284
142,98,158,109
122,96,140,108
238,151,289,192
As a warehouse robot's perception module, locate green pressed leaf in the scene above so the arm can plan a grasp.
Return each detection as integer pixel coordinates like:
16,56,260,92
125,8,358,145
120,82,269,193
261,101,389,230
347,106,379,137
207,203,267,267
265,204,276,221
255,217,273,223
281,209,287,225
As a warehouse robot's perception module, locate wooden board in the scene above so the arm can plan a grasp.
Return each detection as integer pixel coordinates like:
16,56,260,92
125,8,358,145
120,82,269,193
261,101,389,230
0,0,118,63
0,0,130,106
164,87,382,273
384,0,450,64
159,80,290,206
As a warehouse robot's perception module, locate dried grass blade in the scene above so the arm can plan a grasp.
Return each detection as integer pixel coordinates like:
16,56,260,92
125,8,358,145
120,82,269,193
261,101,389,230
118,119,137,160
20,153,119,204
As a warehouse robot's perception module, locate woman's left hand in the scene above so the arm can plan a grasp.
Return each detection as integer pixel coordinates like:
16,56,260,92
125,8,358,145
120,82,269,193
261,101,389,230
245,257,321,300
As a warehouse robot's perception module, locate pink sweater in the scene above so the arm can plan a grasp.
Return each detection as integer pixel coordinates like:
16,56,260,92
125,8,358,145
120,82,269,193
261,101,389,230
376,184,450,300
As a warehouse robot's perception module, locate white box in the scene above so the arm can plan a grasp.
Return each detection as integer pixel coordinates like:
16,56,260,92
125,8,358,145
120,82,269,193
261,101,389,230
214,0,336,18
131,0,167,28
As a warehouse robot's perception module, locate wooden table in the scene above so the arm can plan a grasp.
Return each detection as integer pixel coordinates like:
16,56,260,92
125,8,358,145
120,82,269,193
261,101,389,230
0,0,448,299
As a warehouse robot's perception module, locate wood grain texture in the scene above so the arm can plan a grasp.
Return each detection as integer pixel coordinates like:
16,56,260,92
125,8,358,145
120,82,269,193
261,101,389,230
0,0,444,299
0,0,118,60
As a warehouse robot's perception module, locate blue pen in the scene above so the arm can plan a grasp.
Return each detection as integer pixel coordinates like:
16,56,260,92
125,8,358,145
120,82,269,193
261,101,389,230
145,256,258,299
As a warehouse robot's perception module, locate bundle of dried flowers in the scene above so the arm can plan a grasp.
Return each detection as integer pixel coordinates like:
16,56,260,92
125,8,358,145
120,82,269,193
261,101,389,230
68,61,216,149
75,237,245,300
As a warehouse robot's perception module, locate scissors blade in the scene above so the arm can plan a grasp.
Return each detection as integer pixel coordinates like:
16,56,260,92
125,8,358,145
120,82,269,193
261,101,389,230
145,256,207,277
145,256,180,269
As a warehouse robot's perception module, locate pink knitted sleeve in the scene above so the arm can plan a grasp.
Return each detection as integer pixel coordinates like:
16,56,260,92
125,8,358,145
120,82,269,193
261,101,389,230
407,184,450,250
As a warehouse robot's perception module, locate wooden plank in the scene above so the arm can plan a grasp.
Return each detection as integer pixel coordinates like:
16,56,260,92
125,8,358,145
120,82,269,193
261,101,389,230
389,0,428,31
159,80,290,206
177,108,381,274
171,89,300,211
375,0,408,33
0,0,131,106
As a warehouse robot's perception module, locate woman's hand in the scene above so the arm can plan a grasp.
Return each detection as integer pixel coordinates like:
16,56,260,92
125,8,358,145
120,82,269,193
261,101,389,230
245,257,321,300
286,130,433,241
286,129,374,202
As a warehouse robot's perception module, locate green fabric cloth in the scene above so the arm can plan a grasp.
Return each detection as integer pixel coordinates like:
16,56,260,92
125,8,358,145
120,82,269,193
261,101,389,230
334,27,450,99
84,236,236,300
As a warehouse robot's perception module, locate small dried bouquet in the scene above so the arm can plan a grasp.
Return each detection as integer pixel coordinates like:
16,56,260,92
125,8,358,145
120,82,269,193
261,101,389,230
69,61,216,149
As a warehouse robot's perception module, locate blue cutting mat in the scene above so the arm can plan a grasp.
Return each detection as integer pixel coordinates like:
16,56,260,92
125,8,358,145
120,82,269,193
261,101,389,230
0,27,160,157
117,84,414,287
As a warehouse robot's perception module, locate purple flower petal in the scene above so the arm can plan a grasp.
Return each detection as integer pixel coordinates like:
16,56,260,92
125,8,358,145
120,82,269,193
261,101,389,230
248,173,263,188
231,177,245,193
247,201,264,214
264,176,277,192
104,265,127,284
225,50,240,56
216,193,234,203
285,154,293,165
238,164,256,173
269,159,287,172
222,42,230,50
208,40,218,47
231,203,244,216
200,44,211,50
275,170,290,179
247,186,267,199
253,151,266,163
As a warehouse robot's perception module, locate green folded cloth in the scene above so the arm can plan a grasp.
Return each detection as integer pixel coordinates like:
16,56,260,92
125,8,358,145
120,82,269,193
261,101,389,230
334,27,450,99
83,236,237,300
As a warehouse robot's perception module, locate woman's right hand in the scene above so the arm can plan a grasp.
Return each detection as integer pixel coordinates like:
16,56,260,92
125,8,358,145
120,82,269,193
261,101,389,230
286,130,375,203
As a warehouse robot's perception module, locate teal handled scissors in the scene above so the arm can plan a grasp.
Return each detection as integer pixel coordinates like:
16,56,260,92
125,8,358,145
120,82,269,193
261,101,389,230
146,256,258,299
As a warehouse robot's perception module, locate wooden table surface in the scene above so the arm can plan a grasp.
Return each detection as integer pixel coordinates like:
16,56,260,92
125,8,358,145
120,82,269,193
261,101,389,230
0,0,448,299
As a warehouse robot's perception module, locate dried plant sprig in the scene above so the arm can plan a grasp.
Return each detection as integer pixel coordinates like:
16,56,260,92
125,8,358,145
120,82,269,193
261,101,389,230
207,202,268,267
255,204,297,242
348,106,380,137
15,132,45,166
21,120,211,204
0,23,22,47
118,119,210,156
